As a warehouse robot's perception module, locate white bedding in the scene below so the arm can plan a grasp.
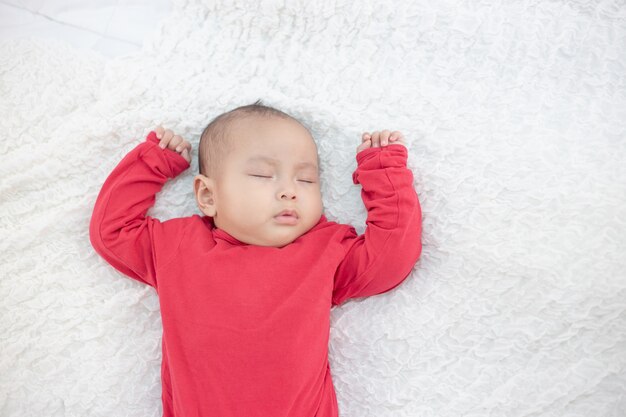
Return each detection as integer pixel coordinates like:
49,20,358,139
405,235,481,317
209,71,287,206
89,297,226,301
0,0,170,58
1,0,625,416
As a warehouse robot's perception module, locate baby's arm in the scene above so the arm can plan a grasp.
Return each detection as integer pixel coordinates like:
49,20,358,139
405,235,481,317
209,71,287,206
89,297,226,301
331,132,422,307
89,129,191,289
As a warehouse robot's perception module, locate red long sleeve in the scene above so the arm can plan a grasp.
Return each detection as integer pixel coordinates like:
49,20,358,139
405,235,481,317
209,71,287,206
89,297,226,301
331,144,422,307
89,131,191,289
88,134,423,417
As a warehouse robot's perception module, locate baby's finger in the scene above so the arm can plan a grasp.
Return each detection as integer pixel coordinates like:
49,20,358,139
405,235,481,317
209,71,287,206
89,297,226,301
175,140,190,153
390,136,407,148
181,148,190,163
361,132,371,142
389,130,403,141
370,131,381,147
380,130,392,146
155,125,165,138
159,130,174,149
168,135,184,150
356,139,371,153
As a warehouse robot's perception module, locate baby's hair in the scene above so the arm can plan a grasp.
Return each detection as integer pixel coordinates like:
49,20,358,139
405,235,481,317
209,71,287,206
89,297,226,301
198,99,310,179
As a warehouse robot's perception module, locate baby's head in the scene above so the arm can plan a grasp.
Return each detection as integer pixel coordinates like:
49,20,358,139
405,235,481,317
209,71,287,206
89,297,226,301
193,100,323,248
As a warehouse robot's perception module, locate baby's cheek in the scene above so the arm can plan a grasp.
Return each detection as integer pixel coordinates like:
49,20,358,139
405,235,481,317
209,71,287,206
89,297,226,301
312,193,324,215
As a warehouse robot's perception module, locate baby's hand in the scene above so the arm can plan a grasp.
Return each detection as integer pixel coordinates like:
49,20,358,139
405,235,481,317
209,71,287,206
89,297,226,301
357,130,406,154
154,125,192,164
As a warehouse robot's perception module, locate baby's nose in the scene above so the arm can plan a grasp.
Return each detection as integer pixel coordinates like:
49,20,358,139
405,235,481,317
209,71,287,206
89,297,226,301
278,185,297,199
277,178,297,200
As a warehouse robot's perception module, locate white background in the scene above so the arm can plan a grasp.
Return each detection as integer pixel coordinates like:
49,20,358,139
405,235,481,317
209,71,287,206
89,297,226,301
0,0,170,58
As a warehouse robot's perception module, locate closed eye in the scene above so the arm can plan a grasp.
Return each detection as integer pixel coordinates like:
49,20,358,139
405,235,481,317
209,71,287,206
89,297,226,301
250,174,315,183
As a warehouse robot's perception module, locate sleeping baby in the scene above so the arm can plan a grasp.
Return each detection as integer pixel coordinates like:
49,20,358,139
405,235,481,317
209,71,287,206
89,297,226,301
89,99,422,417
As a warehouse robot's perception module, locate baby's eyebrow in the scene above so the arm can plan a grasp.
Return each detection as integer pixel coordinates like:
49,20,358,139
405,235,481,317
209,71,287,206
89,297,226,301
246,156,318,170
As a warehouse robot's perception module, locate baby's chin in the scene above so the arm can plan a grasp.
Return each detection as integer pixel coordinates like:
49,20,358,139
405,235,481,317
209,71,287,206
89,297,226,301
254,231,304,248
262,237,299,248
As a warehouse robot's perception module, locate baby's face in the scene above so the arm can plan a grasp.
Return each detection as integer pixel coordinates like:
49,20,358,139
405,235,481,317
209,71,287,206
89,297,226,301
207,116,323,247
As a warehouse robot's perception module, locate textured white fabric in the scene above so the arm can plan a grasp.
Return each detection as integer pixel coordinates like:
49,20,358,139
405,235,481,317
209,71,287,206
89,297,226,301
0,0,171,58
1,0,625,416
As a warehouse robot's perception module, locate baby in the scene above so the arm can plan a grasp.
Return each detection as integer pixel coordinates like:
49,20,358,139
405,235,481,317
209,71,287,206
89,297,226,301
89,100,422,417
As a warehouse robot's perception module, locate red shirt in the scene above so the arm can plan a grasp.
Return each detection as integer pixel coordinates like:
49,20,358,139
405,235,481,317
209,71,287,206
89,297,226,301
89,130,422,417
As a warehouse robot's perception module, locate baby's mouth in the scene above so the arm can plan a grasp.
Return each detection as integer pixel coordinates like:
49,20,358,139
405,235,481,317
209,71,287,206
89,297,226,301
275,209,298,219
274,210,299,224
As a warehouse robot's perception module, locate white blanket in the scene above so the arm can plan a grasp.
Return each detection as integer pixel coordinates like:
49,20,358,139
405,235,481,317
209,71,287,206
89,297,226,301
1,0,625,416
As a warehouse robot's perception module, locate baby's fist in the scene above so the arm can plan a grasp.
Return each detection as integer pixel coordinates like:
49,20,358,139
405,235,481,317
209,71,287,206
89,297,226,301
154,125,192,164
357,130,406,153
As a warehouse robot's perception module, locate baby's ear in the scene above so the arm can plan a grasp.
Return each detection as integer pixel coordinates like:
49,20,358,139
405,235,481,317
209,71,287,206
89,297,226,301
193,175,217,217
